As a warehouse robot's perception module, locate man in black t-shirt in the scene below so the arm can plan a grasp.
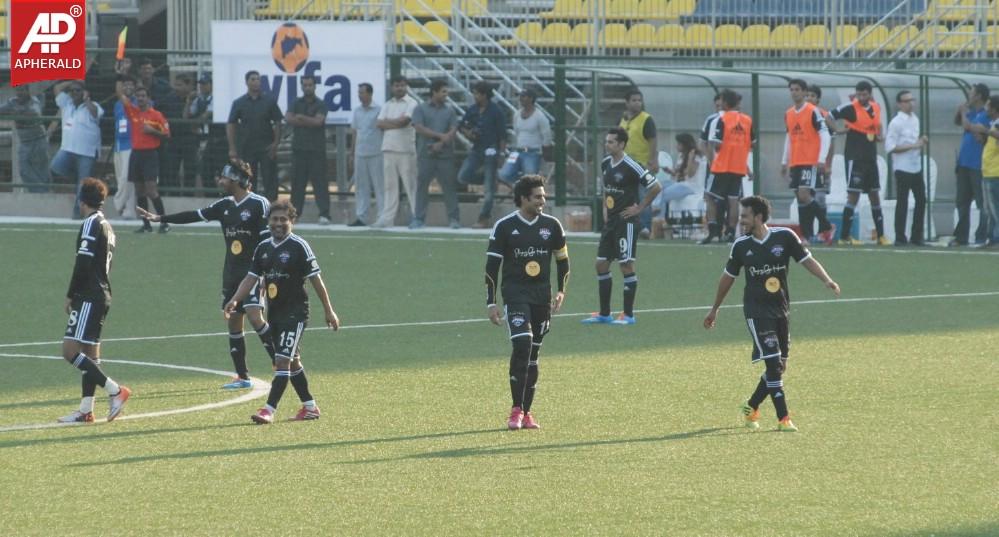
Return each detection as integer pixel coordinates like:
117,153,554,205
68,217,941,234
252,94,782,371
139,161,275,390
286,76,331,224
486,175,569,430
227,200,340,424
704,196,840,433
582,127,660,326
227,70,283,201
58,179,132,424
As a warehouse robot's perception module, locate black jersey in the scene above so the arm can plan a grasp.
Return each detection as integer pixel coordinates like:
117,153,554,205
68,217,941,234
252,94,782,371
198,193,270,286
701,111,720,143
724,227,810,319
67,211,115,304
600,154,656,224
829,102,879,161
248,233,321,322
487,211,568,306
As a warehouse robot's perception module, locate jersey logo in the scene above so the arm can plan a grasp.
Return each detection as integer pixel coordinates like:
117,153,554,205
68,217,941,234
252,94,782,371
614,172,623,181
240,209,251,221
511,229,520,235
539,228,551,240
278,251,291,264
510,314,526,327
746,250,754,256
770,245,784,257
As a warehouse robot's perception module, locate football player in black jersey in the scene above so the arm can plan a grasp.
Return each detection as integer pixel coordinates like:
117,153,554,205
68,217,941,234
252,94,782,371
582,127,660,326
486,175,570,430
138,161,277,390
704,196,839,432
58,178,132,424
226,200,340,424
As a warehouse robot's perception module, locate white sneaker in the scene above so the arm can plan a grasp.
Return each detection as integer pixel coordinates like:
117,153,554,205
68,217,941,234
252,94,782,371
57,410,95,423
317,216,331,225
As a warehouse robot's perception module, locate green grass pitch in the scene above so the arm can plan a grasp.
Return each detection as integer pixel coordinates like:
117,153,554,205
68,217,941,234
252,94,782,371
1,222,996,536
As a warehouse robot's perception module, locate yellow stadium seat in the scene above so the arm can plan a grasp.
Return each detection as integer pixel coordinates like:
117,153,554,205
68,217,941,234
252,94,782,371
856,24,890,52
599,23,629,47
608,0,641,19
684,23,714,49
458,0,486,17
884,25,918,51
637,0,671,20
713,24,742,49
656,23,686,48
500,22,543,47
739,24,770,50
990,0,999,21
540,22,573,47
398,0,434,17
257,0,306,17
340,0,385,18
922,0,977,22
300,0,341,16
665,0,696,18
835,24,859,48
769,24,800,50
542,0,585,19
425,21,450,43
918,24,947,51
431,0,453,16
570,23,594,47
940,24,976,51
627,23,657,48
0,16,6,41
799,25,829,50
395,21,447,46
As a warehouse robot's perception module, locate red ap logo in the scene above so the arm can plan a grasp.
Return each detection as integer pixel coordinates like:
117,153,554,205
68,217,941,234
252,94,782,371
10,0,87,86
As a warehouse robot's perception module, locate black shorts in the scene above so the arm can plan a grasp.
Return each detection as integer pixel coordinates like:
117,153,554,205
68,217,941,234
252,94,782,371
129,148,160,183
845,159,880,193
789,165,818,190
270,319,307,360
505,303,551,341
597,218,638,263
64,299,109,345
707,172,743,200
813,168,829,192
746,317,790,362
221,279,264,314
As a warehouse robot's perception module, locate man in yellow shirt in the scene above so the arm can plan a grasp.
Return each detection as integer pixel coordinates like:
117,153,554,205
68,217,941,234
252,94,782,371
619,88,659,239
980,95,999,248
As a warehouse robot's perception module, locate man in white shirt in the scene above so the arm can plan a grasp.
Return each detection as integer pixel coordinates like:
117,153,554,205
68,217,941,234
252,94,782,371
499,89,552,187
885,90,928,246
50,80,104,218
373,76,419,228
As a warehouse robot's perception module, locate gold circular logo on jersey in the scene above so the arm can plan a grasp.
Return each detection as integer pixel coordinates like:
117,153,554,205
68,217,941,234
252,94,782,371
605,195,615,209
525,261,541,277
866,133,876,142
765,277,781,293
267,283,278,299
230,240,243,255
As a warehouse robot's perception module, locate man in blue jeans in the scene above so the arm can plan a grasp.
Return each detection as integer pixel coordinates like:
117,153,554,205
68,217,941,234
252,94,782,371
50,80,104,218
499,89,552,188
951,83,991,246
458,81,506,229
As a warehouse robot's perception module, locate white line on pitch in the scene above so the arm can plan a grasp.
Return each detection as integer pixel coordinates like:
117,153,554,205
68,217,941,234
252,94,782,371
2,290,997,350
0,353,269,433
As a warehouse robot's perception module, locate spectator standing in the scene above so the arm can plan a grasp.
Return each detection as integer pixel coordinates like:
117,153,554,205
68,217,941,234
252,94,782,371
227,70,283,201
348,82,384,227
110,75,136,217
884,90,928,246
618,88,659,239
498,88,553,187
372,75,419,228
952,83,991,246
980,95,999,248
0,84,50,193
49,80,104,218
188,74,227,185
458,81,507,229
161,74,199,190
411,80,460,229
286,76,331,224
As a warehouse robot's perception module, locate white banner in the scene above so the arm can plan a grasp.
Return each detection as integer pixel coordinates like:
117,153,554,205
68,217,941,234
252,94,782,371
211,21,385,125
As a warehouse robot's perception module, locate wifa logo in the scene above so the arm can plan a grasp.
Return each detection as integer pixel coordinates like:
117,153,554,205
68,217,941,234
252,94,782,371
261,22,352,112
9,0,87,86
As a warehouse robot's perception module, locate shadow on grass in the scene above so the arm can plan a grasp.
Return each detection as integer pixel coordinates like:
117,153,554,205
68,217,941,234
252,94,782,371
878,523,999,537
0,422,253,450
68,426,740,467
0,397,79,410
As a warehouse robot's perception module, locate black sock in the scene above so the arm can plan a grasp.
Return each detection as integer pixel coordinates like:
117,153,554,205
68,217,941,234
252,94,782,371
707,221,722,238
797,202,814,238
289,367,313,403
748,375,768,409
597,272,612,317
764,358,788,420
256,323,277,365
509,337,532,408
151,196,166,217
841,205,855,239
812,199,832,232
523,342,541,412
137,196,152,228
266,370,291,409
872,205,884,238
72,352,107,387
622,272,637,317
81,375,96,398
229,332,248,379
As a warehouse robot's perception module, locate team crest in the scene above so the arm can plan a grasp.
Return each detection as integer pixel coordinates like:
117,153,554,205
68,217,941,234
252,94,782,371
763,334,779,347
240,209,251,221
770,245,784,257
510,315,526,327
539,228,551,240
614,172,624,182
278,251,291,263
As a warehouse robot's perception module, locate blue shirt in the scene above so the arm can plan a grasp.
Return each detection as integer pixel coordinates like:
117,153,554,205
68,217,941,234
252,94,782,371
462,100,506,151
958,107,990,169
113,101,131,152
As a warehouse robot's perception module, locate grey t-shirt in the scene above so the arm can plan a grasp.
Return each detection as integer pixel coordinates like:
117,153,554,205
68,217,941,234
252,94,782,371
351,104,383,157
0,96,47,142
412,100,459,159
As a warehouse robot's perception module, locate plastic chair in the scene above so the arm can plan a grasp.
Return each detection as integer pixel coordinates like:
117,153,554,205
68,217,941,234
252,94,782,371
713,24,743,49
627,23,657,48
684,24,714,49
799,25,829,50
656,23,686,48
739,24,771,51
770,24,801,50
599,23,630,48
540,22,573,47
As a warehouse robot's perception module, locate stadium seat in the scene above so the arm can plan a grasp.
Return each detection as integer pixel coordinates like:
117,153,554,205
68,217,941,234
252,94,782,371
769,24,801,50
398,0,434,17
431,0,453,16
684,23,713,49
990,0,999,21
663,0,696,20
738,24,771,50
424,20,450,43
570,23,594,47
608,0,641,19
339,0,385,17
921,0,977,22
0,16,6,41
458,0,487,17
627,23,657,48
541,0,586,19
539,22,573,47
656,23,686,48
713,24,742,49
918,24,948,51
799,25,829,50
500,22,543,47
637,0,671,20
940,24,976,52
856,24,890,52
599,23,630,48
395,21,447,46
989,24,999,48
835,24,859,48
885,25,919,51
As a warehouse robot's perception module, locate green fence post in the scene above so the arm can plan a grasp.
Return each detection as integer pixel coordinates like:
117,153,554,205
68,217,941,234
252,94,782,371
591,69,603,232
751,72,760,195
554,57,567,208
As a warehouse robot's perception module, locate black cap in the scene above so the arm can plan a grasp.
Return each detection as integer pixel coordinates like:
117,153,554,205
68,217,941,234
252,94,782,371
519,88,537,101
198,73,212,84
